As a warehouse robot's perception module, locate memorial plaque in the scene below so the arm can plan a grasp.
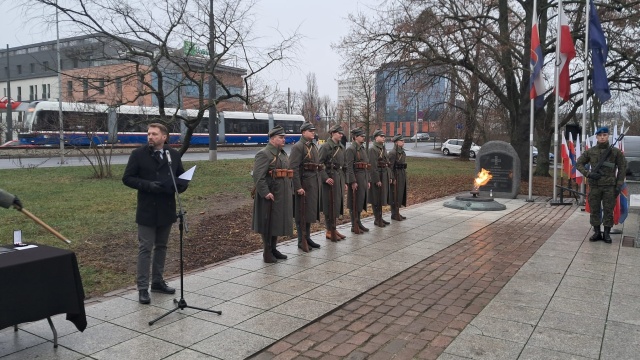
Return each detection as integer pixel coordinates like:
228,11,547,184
475,141,521,199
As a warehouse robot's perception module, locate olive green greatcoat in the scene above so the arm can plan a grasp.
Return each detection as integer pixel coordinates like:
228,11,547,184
289,137,327,222
319,138,346,217
576,141,627,227
251,143,293,236
368,141,391,206
346,141,369,212
388,145,407,207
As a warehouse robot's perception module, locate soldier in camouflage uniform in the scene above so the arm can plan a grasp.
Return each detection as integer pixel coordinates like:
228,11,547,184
319,124,347,241
576,127,626,244
368,129,391,227
252,126,294,263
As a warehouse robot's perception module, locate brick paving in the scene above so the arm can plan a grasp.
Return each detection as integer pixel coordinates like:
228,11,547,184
249,203,575,360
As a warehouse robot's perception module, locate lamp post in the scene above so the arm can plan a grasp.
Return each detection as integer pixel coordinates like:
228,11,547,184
5,44,12,143
56,1,65,164
208,0,217,161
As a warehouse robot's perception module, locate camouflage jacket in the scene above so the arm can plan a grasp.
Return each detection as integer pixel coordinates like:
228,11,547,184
576,142,626,186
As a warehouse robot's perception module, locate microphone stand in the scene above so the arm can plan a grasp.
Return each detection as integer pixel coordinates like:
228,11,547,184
149,149,221,326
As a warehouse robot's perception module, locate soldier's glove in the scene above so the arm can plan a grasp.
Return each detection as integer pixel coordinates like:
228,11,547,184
588,172,602,180
148,181,164,193
13,196,23,210
615,185,622,198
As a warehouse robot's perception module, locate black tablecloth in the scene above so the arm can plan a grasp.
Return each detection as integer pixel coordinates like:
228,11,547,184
0,245,87,332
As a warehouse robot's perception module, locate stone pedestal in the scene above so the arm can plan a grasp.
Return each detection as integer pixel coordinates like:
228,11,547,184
476,141,520,199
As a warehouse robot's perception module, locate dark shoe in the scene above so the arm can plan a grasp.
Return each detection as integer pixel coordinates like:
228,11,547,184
325,230,338,242
307,238,321,249
374,219,386,228
271,237,287,259
139,290,150,304
335,230,346,239
382,218,390,225
151,281,176,294
603,227,612,244
272,249,288,260
400,214,407,220
589,226,602,242
391,214,403,221
351,226,362,234
358,222,369,232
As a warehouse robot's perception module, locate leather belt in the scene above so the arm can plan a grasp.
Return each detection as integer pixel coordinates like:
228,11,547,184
303,163,324,171
354,162,371,170
269,169,294,178
327,164,343,170
377,162,390,168
394,163,407,169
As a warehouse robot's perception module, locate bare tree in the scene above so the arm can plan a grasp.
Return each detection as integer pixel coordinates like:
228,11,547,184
24,0,301,157
339,0,640,178
300,72,322,126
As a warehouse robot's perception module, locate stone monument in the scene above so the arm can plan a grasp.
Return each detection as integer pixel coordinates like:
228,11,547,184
476,141,520,199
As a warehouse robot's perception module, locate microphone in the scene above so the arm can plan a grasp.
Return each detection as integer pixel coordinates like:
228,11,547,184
165,149,172,165
0,189,17,209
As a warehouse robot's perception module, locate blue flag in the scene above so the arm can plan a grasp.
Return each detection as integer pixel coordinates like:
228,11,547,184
589,0,611,103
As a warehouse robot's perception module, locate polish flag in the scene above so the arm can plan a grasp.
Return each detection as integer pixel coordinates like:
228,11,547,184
575,134,583,184
561,131,571,178
557,6,576,101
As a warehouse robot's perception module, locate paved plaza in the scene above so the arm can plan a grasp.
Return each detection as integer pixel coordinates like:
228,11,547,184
2,195,640,359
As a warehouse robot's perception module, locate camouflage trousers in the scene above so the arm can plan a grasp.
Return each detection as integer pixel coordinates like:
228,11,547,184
588,185,616,227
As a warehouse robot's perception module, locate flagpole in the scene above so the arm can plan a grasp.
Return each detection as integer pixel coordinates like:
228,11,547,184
552,0,563,203
579,0,591,206
528,0,538,203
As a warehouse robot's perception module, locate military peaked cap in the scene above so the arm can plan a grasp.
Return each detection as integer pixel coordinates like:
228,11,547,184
300,122,317,133
595,127,609,135
329,124,344,134
372,129,385,138
269,126,285,137
392,134,404,142
351,128,365,137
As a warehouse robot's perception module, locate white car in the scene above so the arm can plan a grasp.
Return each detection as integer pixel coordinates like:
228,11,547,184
441,139,481,158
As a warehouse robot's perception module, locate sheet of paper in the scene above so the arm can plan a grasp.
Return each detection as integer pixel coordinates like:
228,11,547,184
15,245,38,250
179,165,196,181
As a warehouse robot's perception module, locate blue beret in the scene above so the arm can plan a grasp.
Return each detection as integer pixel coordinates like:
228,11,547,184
595,127,609,135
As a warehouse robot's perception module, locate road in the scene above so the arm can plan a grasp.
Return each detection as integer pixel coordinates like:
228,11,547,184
0,141,448,170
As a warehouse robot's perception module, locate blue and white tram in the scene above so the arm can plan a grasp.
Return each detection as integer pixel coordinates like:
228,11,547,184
16,101,304,147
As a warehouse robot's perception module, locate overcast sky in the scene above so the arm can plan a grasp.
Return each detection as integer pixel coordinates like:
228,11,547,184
2,0,376,101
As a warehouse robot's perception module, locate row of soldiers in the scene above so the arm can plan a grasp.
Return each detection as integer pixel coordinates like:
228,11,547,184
251,122,408,263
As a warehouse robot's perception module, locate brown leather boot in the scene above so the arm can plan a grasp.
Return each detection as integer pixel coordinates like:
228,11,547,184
335,229,346,239
262,235,277,263
325,230,338,242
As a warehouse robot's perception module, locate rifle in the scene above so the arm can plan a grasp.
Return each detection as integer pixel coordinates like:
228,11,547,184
351,185,361,234
328,169,337,242
265,196,273,243
589,132,625,181
298,192,309,251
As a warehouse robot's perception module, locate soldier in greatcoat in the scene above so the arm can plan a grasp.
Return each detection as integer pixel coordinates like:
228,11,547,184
252,126,293,263
388,134,408,221
576,127,626,244
290,122,328,251
368,129,391,227
346,128,370,234
319,124,347,241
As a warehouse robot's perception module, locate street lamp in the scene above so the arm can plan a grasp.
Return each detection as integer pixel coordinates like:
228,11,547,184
208,0,217,161
56,1,65,164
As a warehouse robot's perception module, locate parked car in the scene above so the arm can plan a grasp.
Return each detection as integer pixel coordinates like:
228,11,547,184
441,139,481,158
532,146,555,164
409,133,430,142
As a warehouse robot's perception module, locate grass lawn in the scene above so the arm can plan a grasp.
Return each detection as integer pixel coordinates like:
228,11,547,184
0,156,554,297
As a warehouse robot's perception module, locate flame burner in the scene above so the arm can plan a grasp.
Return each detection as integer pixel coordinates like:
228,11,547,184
443,168,505,211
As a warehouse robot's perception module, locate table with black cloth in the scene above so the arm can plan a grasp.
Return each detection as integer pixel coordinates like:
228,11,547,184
0,244,87,343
